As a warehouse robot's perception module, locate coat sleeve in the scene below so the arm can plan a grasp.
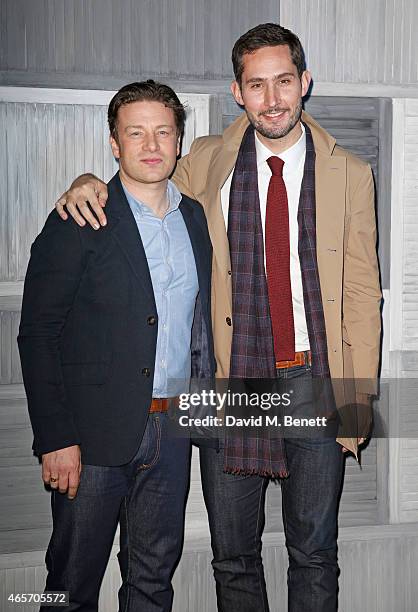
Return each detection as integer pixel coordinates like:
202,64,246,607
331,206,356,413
17,212,89,455
173,136,215,200
343,163,382,395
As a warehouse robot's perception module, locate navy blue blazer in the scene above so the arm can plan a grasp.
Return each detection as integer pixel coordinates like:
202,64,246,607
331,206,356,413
18,173,216,465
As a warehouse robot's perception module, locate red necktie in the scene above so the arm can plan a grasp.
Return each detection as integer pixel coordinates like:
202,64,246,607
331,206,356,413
265,156,295,361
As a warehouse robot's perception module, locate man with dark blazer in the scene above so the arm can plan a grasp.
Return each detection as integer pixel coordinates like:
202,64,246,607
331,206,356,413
18,80,215,612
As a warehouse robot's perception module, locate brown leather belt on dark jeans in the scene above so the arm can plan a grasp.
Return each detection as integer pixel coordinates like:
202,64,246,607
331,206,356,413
149,397,179,413
276,350,311,369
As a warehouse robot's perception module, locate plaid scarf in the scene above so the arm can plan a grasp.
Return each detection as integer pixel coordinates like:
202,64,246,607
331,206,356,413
223,123,330,478
298,124,331,378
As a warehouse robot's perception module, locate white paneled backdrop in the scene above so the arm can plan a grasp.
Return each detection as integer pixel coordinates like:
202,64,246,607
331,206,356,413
402,101,418,349
388,99,418,530
281,0,418,85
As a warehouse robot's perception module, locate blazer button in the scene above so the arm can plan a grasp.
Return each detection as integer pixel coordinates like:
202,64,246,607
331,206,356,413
147,315,156,325
141,367,151,377
226,316,232,326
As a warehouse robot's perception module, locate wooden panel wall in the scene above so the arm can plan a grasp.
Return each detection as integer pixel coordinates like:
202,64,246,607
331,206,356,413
0,102,116,283
0,0,279,88
0,388,50,535
390,99,418,354
403,100,418,348
386,99,418,526
280,0,418,85
0,312,22,385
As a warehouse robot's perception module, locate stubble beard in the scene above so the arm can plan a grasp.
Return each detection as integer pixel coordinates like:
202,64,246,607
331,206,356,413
247,98,303,140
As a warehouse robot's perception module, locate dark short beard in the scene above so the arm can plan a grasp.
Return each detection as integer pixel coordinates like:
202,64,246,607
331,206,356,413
247,99,303,140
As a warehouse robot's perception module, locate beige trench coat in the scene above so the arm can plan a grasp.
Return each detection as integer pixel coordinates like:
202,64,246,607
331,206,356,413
173,110,382,455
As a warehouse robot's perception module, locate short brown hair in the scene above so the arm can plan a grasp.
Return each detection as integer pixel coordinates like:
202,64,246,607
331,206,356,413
108,80,186,139
232,23,306,86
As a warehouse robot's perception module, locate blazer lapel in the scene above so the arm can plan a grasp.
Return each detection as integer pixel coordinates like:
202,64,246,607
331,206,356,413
107,175,156,303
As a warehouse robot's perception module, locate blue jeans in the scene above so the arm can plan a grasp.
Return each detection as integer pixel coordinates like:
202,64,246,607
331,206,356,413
200,364,345,611
41,413,191,612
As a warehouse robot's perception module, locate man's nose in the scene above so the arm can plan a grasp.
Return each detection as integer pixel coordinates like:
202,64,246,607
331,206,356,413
143,133,159,151
264,83,281,109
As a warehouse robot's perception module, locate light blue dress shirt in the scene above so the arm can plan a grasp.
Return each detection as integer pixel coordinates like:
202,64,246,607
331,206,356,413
122,180,199,397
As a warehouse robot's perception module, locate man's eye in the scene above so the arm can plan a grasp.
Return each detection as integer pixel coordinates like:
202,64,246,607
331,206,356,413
280,79,291,85
158,130,169,136
130,131,141,137
250,83,262,89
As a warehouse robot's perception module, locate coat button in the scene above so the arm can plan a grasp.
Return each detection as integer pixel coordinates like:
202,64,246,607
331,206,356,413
141,367,151,377
226,316,232,326
147,315,156,325
227,270,232,275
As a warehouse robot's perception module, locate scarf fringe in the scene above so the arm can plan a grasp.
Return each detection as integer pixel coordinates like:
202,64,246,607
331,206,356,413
223,465,289,479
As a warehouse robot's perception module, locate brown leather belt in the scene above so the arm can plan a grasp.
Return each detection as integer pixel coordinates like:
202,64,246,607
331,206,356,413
149,397,178,413
276,350,311,370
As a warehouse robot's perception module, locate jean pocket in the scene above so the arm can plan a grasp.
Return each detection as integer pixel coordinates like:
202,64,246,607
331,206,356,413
138,416,162,471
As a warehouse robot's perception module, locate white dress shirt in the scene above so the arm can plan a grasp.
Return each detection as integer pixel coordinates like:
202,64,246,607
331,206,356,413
220,124,310,352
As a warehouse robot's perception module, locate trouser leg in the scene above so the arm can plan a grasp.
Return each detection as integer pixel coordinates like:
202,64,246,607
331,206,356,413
118,413,191,612
42,463,127,612
282,437,344,612
199,445,270,612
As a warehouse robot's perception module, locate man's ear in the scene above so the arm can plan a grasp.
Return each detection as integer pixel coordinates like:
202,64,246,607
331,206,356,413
110,133,120,160
231,80,244,106
300,70,312,98
177,137,181,157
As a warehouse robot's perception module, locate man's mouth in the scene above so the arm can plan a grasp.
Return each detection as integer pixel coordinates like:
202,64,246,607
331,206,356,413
142,158,163,165
260,110,288,120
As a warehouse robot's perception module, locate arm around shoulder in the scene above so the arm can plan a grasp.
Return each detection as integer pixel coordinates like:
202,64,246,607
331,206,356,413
55,173,108,229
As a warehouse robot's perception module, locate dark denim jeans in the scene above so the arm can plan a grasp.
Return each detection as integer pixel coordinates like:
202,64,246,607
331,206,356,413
200,364,344,612
41,413,191,612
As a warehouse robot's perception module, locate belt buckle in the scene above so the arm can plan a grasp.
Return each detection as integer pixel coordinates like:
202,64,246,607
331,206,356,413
276,350,311,370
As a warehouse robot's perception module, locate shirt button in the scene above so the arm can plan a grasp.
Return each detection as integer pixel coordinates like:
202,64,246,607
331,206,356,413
141,367,151,377
147,315,157,325
226,316,232,326
227,270,232,276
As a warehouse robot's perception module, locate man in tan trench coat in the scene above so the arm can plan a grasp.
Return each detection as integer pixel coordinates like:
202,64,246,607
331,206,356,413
55,23,381,612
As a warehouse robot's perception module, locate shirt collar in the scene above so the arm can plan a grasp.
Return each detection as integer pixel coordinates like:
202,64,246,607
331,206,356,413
121,178,182,218
255,122,306,173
